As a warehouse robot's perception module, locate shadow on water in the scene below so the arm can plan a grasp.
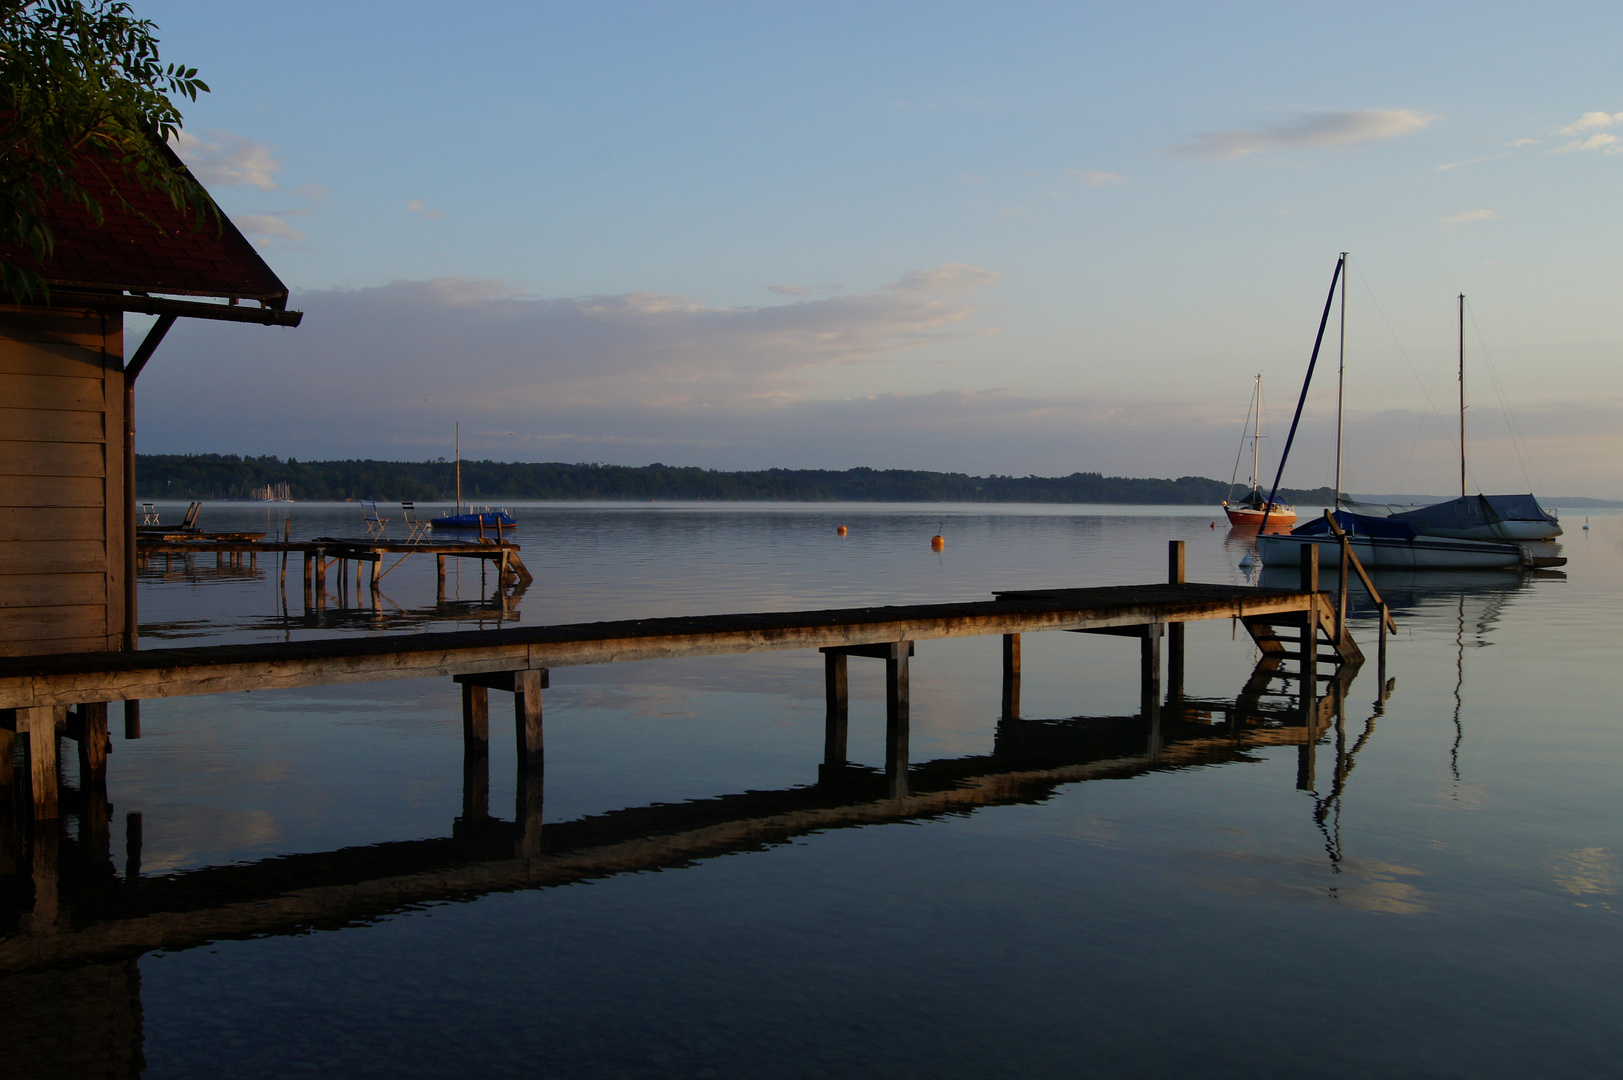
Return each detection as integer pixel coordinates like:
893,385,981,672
0,646,1379,1076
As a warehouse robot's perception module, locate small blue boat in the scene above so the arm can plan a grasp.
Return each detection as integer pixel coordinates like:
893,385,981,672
430,508,515,530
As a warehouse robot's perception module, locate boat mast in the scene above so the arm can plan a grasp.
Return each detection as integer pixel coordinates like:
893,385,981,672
1458,293,1467,497
455,421,462,514
1334,251,1347,508
1251,373,1262,496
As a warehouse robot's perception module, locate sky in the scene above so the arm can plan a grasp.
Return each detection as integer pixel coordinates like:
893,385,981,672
129,1,1623,497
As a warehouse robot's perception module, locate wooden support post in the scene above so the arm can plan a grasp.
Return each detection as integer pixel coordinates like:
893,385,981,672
18,706,63,819
461,683,490,822
313,547,327,608
26,826,58,932
0,726,13,792
1377,602,1388,686
1299,542,1319,594
1001,633,1021,721
1337,535,1350,642
514,668,544,770
515,762,544,858
1167,622,1185,707
123,699,140,740
1168,539,1185,585
77,702,109,780
885,641,910,798
823,651,848,768
1141,624,1163,753
125,811,142,883
1297,737,1317,792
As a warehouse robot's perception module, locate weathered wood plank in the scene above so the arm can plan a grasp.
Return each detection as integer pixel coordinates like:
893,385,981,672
0,634,107,657
0,604,105,640
0,407,104,444
0,539,106,574
0,306,117,347
0,571,105,608
0,439,105,478
0,506,104,542
0,372,104,412
0,476,105,509
0,584,1321,708
0,338,111,377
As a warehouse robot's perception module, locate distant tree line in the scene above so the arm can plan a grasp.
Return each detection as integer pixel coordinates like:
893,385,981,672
134,454,1338,506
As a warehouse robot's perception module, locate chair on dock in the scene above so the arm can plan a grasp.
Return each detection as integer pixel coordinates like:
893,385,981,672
181,502,202,530
362,500,390,539
139,502,159,526
401,501,430,544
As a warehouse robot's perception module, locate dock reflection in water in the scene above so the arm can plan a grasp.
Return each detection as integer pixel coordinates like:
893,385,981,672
0,648,1372,1075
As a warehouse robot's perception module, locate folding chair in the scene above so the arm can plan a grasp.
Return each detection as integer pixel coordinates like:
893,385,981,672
139,502,160,526
181,501,202,530
401,501,430,544
362,500,390,539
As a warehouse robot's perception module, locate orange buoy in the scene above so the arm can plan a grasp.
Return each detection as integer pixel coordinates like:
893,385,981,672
837,525,848,536
931,534,945,552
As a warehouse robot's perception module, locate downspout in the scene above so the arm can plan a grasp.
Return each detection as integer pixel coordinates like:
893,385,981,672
122,314,177,651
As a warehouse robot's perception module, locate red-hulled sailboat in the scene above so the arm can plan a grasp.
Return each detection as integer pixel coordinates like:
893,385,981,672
1222,373,1296,531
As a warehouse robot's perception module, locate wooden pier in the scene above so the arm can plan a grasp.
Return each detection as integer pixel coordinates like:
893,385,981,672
136,534,534,599
0,542,1372,822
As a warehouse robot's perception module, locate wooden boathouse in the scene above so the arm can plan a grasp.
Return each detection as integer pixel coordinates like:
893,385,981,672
0,139,301,660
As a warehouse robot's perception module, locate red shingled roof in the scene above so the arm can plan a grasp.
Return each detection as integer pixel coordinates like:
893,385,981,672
3,138,289,304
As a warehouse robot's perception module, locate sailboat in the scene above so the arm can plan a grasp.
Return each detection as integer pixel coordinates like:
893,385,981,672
1222,373,1296,531
1257,256,1525,570
1339,294,1562,542
430,422,516,530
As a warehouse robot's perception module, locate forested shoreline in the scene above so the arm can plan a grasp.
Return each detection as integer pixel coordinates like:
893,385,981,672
135,454,1338,505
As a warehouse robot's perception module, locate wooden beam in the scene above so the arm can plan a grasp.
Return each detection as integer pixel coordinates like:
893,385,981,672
0,584,1327,710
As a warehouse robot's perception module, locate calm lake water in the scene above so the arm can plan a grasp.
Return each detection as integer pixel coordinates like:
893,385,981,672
5,501,1621,1079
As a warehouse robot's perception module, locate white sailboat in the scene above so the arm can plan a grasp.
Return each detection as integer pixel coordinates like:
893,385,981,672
1258,257,1525,570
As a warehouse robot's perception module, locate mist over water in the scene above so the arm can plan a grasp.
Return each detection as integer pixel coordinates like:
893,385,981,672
6,502,1620,1078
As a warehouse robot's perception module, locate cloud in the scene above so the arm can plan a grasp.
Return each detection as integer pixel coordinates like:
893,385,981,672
1557,111,1623,136
407,199,443,220
767,284,813,296
1557,133,1622,154
1553,111,1623,153
1508,138,1540,147
1442,209,1495,225
888,262,1004,294
1177,108,1436,160
231,213,304,245
171,129,282,190
1070,170,1124,187
1436,156,1494,172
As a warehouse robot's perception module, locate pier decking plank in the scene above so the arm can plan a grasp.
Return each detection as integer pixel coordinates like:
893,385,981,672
0,582,1325,708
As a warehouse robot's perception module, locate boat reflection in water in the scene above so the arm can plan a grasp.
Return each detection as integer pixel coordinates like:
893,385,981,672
0,647,1379,1076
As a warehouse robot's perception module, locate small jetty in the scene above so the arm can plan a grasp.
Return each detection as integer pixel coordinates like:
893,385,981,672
0,542,1379,821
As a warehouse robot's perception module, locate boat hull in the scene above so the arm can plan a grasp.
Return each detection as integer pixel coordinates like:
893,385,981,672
1223,504,1296,531
1257,532,1523,569
431,512,515,529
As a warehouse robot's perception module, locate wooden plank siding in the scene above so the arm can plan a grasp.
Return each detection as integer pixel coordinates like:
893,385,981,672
0,305,125,655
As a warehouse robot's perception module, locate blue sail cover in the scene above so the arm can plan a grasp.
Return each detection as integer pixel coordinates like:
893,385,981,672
1292,510,1419,540
1392,494,1556,530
